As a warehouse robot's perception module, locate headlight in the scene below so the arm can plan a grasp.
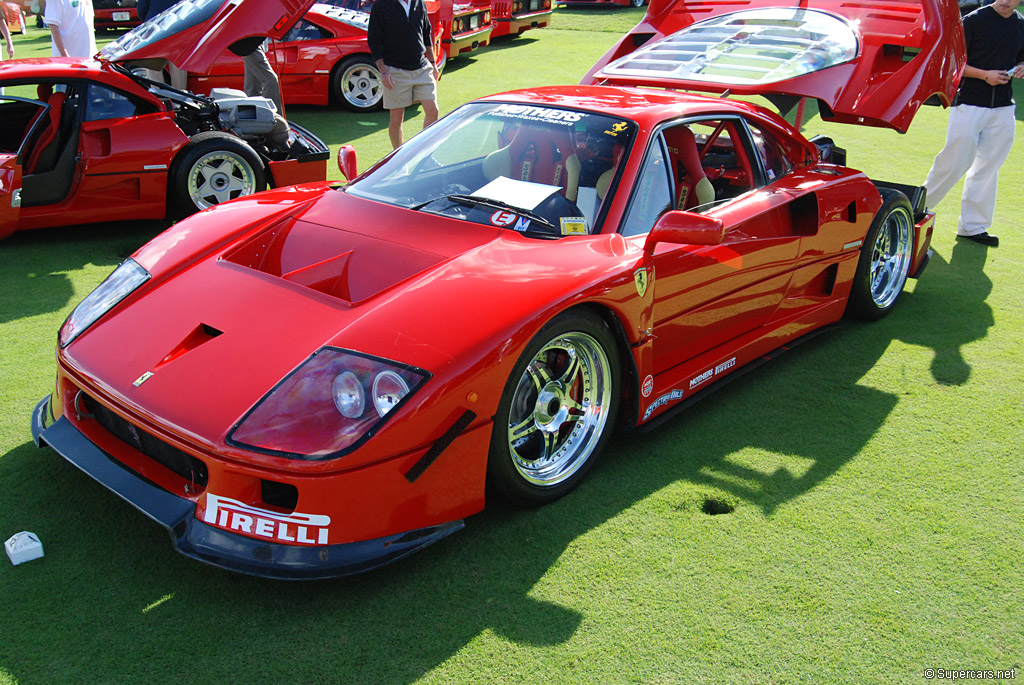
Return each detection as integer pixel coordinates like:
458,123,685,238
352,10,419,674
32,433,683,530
228,347,430,460
59,259,150,347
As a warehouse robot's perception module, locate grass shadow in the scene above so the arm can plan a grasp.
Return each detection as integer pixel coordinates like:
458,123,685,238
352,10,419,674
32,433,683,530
0,220,169,326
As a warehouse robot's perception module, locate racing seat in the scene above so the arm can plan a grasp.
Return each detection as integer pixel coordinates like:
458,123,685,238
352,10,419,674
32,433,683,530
24,90,66,175
664,126,715,212
483,124,581,202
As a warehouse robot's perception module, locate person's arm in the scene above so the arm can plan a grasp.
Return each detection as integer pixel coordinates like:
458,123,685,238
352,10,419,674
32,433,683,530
421,5,438,80
49,24,69,57
367,4,393,88
0,15,13,59
963,63,1012,85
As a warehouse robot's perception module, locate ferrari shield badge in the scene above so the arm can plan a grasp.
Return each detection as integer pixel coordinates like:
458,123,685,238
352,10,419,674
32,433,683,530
634,267,650,298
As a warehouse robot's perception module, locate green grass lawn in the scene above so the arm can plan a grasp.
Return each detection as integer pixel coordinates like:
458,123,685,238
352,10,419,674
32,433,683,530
2,10,1023,684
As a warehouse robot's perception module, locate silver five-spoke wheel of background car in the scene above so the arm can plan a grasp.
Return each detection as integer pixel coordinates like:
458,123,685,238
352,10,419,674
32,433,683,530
333,57,383,113
847,188,915,320
488,311,620,506
169,131,266,217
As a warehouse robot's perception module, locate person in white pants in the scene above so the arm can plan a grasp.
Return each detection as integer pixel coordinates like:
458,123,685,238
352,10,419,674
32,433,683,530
923,0,1024,247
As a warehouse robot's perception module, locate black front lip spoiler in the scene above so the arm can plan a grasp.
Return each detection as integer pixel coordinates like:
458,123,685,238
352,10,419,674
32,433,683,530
31,396,463,580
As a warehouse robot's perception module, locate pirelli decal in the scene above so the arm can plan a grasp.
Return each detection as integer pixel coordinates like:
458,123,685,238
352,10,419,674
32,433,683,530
203,494,330,545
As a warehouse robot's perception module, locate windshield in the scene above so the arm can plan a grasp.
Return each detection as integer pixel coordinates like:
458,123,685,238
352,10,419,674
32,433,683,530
345,102,637,237
99,0,226,63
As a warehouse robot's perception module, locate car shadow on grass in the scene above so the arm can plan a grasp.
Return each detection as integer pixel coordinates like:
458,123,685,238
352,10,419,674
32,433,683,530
0,248,993,683
0,220,170,326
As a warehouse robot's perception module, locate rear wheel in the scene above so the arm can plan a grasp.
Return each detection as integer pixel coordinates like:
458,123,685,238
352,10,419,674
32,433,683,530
846,188,915,320
331,57,383,112
169,132,265,217
487,311,620,507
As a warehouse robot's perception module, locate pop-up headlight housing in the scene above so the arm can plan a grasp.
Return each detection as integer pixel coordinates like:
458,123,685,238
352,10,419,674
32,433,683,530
59,259,151,347
228,348,430,460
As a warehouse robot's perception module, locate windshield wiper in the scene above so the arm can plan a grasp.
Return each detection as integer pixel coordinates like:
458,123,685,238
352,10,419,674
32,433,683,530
446,194,557,230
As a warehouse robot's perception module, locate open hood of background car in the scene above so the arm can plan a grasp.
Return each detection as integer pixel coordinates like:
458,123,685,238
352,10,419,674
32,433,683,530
583,0,966,133
99,0,318,73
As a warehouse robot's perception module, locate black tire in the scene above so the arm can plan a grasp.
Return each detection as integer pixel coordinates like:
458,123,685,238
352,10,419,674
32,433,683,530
487,310,621,507
846,188,915,321
331,56,383,113
168,132,265,217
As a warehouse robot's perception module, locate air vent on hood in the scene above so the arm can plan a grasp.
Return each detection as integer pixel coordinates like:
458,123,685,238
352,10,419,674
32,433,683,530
222,217,446,303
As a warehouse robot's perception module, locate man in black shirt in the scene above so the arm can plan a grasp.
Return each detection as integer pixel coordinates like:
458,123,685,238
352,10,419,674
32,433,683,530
922,0,1024,247
367,0,440,148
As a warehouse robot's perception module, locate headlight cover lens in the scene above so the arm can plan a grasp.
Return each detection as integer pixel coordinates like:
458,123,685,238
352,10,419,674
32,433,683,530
228,347,430,460
59,259,150,347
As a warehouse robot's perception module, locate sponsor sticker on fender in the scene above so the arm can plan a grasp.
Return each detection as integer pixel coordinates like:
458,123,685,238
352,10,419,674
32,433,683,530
643,389,684,421
203,494,330,546
641,374,654,398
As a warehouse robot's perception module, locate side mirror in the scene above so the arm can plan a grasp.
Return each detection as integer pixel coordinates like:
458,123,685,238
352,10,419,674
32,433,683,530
337,145,358,181
644,211,725,254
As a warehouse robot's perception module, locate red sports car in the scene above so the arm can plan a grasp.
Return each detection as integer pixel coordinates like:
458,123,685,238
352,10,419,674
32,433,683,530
489,0,549,40
94,0,141,31
2,1,26,34
33,0,964,578
189,1,445,112
0,0,329,239
441,0,491,63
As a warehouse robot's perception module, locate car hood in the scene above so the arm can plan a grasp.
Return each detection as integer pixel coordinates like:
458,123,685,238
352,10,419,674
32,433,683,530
98,0,318,72
65,189,635,459
584,0,966,132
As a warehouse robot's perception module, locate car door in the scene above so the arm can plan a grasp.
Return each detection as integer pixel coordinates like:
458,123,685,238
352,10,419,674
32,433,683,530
69,82,187,223
628,117,814,376
270,15,345,105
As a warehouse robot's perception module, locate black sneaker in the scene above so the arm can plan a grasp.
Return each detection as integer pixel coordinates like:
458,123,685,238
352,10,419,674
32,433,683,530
957,232,999,247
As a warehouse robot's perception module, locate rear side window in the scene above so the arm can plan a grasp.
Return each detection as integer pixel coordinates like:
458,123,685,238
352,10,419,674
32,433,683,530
83,84,152,121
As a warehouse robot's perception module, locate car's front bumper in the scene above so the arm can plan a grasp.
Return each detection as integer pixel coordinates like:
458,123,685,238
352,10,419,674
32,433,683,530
31,396,463,580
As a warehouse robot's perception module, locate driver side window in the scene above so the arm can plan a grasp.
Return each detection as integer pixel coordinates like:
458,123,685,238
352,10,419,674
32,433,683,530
621,136,672,237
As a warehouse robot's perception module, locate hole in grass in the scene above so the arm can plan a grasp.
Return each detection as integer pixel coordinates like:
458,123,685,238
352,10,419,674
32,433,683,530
701,496,735,516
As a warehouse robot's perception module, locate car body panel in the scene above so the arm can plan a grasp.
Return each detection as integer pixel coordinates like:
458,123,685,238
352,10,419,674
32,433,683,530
441,0,492,58
2,1,26,33
489,0,550,39
98,0,321,74
94,0,141,30
583,0,966,132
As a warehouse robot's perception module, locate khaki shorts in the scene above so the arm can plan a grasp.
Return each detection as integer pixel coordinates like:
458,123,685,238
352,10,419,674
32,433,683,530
383,65,437,109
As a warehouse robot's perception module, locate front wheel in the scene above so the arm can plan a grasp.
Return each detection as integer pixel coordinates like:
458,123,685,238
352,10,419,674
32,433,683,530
168,132,265,217
630,0,645,7
331,57,383,112
487,311,621,507
846,187,915,321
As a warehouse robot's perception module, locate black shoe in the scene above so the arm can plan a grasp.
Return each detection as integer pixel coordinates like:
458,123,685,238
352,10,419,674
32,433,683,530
957,232,999,247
